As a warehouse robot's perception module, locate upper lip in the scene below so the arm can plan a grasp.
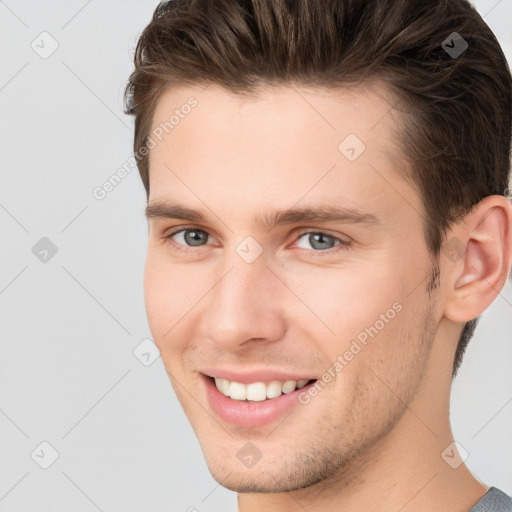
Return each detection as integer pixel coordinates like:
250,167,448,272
201,368,316,384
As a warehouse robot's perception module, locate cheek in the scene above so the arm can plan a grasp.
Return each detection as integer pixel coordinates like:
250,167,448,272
143,251,194,351
282,261,403,347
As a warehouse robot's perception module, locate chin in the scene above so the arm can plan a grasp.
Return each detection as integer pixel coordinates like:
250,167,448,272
202,446,350,494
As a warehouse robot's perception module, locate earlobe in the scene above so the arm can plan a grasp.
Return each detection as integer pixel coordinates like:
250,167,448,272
443,196,512,323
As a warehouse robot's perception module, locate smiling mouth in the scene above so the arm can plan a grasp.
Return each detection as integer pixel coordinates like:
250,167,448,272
209,376,317,402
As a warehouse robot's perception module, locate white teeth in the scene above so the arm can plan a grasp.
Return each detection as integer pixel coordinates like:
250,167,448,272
213,377,312,401
229,381,247,400
266,380,283,399
296,379,308,389
246,382,267,401
214,378,230,395
282,380,297,394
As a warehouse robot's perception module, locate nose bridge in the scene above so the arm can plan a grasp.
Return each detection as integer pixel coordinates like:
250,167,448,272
200,250,285,349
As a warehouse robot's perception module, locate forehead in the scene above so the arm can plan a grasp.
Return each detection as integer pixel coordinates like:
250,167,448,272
147,81,416,222
150,80,403,151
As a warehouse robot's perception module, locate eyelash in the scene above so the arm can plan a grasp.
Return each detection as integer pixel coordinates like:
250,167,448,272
164,226,350,256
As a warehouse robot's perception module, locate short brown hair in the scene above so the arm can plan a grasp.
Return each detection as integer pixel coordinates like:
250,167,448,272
124,0,512,376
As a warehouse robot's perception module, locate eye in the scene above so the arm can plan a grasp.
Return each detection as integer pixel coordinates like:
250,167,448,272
295,232,345,251
168,228,211,247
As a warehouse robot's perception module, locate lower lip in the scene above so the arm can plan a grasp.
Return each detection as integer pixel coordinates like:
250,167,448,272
202,374,316,428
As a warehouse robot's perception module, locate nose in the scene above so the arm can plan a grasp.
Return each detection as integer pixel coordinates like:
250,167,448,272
199,256,287,351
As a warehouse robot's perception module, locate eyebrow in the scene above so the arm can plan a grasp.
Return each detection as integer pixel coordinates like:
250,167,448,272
145,201,381,229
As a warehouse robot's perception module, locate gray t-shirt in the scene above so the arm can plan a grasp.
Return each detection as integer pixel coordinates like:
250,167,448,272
468,488,512,512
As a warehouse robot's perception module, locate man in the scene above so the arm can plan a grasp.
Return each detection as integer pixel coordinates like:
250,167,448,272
124,0,512,510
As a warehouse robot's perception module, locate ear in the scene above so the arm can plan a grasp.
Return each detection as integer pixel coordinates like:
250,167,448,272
442,195,512,323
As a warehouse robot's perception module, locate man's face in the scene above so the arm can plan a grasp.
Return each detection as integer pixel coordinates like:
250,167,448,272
144,82,439,492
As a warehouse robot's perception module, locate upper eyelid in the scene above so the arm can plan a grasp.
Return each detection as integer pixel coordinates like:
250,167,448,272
296,231,345,240
167,226,212,237
165,225,344,238
166,225,212,237
166,226,348,247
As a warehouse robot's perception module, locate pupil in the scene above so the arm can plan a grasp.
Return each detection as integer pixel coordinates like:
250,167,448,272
185,229,207,246
310,233,334,250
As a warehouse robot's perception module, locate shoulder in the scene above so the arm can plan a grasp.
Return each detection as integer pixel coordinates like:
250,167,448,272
468,487,512,512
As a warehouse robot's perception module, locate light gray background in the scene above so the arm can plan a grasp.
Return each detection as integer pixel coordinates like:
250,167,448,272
0,1,511,510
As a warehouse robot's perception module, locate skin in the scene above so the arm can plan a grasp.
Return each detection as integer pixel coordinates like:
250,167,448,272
143,81,512,512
